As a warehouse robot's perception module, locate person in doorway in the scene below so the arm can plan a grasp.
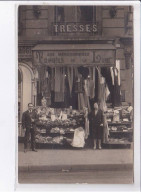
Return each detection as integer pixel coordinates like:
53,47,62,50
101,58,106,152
22,103,39,153
89,102,103,150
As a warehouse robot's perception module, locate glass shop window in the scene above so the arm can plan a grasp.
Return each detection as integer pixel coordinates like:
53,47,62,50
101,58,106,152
55,6,65,22
77,6,96,22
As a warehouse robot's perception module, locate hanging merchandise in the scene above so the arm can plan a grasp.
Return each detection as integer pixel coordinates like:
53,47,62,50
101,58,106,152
54,67,61,102
55,67,65,102
83,79,91,112
99,77,107,112
116,60,120,86
105,84,110,101
59,67,65,102
88,67,93,80
74,72,84,93
93,67,95,87
110,66,121,107
113,67,121,107
41,96,47,107
78,93,85,110
51,68,55,91
88,67,95,100
110,67,115,85
96,67,108,112
84,107,89,139
55,67,61,92
67,67,73,96
89,79,95,99
103,113,109,143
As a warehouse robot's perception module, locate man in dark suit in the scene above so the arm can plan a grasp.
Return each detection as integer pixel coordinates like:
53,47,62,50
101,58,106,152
22,103,38,153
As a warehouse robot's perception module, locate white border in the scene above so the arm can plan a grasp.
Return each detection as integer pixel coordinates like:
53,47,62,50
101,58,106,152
0,0,140,192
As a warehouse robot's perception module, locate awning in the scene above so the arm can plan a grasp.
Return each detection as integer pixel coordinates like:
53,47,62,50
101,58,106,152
32,44,115,51
32,44,116,67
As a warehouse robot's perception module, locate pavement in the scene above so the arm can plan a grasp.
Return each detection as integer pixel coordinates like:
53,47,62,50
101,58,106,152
18,143,133,172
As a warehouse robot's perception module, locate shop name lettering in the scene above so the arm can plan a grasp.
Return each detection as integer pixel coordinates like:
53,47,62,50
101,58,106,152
35,51,112,64
53,23,97,33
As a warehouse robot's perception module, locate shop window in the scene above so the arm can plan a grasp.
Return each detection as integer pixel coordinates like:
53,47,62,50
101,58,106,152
55,6,65,22
77,6,96,22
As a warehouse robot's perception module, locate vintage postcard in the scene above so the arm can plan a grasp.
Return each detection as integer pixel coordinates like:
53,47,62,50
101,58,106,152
18,4,134,184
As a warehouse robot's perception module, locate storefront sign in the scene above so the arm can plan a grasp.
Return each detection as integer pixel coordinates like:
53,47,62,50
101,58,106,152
52,22,98,34
33,49,115,67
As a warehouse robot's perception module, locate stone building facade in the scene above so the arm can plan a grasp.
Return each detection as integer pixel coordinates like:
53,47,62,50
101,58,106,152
18,5,133,126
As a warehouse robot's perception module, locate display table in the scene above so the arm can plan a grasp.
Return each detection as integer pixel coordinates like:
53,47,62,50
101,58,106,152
34,107,85,148
104,106,133,148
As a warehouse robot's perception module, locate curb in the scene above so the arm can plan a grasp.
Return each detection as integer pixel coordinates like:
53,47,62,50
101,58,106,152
18,163,133,172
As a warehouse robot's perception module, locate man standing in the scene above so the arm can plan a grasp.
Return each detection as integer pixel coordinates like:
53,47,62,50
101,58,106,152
22,103,38,153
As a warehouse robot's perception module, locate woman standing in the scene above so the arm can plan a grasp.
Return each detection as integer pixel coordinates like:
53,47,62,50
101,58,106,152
89,102,103,150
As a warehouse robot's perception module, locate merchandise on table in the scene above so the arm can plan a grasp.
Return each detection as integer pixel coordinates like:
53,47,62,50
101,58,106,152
35,107,85,147
106,106,133,123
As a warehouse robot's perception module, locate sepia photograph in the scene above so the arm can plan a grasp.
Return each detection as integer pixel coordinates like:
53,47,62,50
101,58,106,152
18,4,134,184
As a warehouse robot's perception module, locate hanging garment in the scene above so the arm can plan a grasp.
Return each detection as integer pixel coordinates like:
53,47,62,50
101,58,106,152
85,118,89,139
89,79,95,99
99,77,107,111
93,67,95,88
74,73,84,93
97,68,107,112
55,67,65,102
41,97,47,107
96,67,101,103
88,67,92,79
84,108,89,139
84,79,90,97
83,79,91,112
103,113,109,143
67,67,73,96
71,127,85,148
55,67,61,92
110,67,115,85
51,68,55,91
78,93,85,110
105,84,110,101
116,60,120,86
113,68,121,107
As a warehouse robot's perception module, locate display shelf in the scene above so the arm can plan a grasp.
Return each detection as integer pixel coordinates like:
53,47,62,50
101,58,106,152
108,121,132,125
109,130,133,133
105,141,132,145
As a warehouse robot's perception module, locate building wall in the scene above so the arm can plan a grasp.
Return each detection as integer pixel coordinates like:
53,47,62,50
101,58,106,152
19,6,133,39
18,5,133,105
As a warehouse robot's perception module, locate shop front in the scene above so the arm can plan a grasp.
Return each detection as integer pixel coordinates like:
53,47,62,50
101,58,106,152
19,43,132,149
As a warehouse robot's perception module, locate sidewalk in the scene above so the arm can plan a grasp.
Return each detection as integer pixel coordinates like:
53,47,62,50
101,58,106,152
18,143,133,172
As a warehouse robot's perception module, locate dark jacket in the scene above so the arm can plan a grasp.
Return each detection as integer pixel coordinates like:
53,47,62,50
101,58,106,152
89,109,103,126
88,109,103,139
22,110,38,129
